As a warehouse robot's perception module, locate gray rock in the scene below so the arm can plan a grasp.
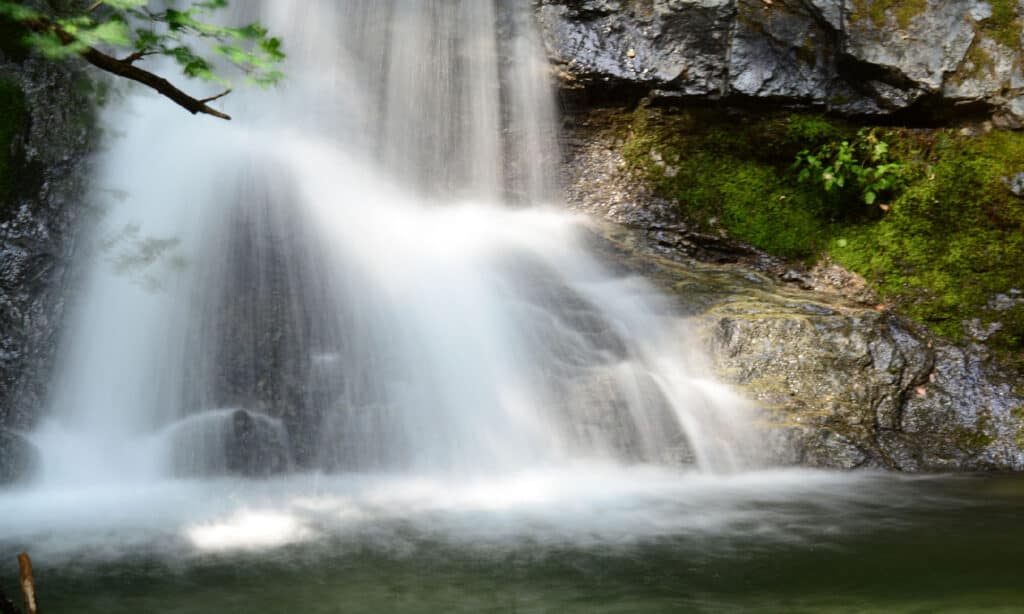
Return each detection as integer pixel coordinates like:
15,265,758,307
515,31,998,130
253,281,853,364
1002,172,1024,196
539,0,1024,123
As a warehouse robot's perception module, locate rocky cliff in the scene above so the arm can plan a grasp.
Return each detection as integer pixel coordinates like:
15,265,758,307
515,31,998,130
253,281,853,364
539,0,1024,126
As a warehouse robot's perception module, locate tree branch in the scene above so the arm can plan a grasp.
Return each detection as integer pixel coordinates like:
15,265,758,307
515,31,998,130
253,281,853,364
120,50,157,64
25,18,232,120
199,89,231,104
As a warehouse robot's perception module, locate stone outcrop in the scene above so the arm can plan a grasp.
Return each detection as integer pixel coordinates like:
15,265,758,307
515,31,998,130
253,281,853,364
538,0,1024,126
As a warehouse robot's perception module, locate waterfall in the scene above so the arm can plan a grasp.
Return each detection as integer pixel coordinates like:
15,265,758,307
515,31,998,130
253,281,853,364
27,0,759,489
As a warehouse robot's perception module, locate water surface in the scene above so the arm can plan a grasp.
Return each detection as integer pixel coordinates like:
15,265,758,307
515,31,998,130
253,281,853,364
2,469,1021,613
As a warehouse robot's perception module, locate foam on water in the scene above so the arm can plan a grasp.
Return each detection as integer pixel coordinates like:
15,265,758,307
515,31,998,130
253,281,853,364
0,467,938,563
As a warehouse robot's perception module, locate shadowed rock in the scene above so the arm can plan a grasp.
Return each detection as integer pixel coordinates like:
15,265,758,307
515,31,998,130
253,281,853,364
225,409,291,477
0,429,39,484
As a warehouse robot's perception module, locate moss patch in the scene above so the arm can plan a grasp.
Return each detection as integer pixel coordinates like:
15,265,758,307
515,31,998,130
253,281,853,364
980,0,1022,48
849,0,929,30
621,106,1024,366
828,130,1024,359
623,109,847,259
0,77,28,210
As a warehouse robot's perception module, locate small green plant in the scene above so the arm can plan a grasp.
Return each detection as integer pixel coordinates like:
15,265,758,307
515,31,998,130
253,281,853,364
795,129,904,207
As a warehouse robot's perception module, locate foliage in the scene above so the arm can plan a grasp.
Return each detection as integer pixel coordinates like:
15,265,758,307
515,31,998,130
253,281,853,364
828,130,1024,360
794,129,905,208
0,0,285,88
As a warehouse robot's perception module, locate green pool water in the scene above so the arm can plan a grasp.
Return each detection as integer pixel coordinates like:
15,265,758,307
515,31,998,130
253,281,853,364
2,470,1022,613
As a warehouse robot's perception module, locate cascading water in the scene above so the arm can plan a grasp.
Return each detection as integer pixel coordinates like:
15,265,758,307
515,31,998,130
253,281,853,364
31,0,757,484
1,0,768,557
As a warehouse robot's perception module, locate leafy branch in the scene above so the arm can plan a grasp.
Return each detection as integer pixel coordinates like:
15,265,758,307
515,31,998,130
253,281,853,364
0,0,285,120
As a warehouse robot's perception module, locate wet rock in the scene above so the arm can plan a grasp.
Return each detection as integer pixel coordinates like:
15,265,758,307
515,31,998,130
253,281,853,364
224,409,291,477
585,219,1024,471
963,318,1003,341
1003,173,1024,197
0,53,95,432
539,0,1024,124
0,429,39,484
988,290,1023,311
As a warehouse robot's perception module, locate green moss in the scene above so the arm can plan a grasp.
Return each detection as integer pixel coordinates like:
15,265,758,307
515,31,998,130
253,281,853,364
621,106,1024,367
954,42,996,84
623,109,850,259
1013,407,1024,447
0,77,28,209
980,0,1022,48
951,425,995,452
850,0,929,30
828,130,1024,361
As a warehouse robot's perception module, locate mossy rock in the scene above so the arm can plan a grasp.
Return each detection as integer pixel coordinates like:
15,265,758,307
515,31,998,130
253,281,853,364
620,104,1024,367
849,0,929,30
981,0,1023,49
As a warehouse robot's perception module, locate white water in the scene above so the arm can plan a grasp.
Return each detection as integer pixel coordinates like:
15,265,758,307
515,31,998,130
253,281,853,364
0,467,930,563
1,0,775,556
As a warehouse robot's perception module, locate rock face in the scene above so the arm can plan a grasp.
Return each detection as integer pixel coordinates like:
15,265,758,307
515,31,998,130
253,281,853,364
538,0,1024,125
565,108,1024,471
586,221,1024,471
0,52,94,432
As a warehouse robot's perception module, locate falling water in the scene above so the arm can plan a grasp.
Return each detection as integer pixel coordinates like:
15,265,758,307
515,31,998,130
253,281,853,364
1,0,768,557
